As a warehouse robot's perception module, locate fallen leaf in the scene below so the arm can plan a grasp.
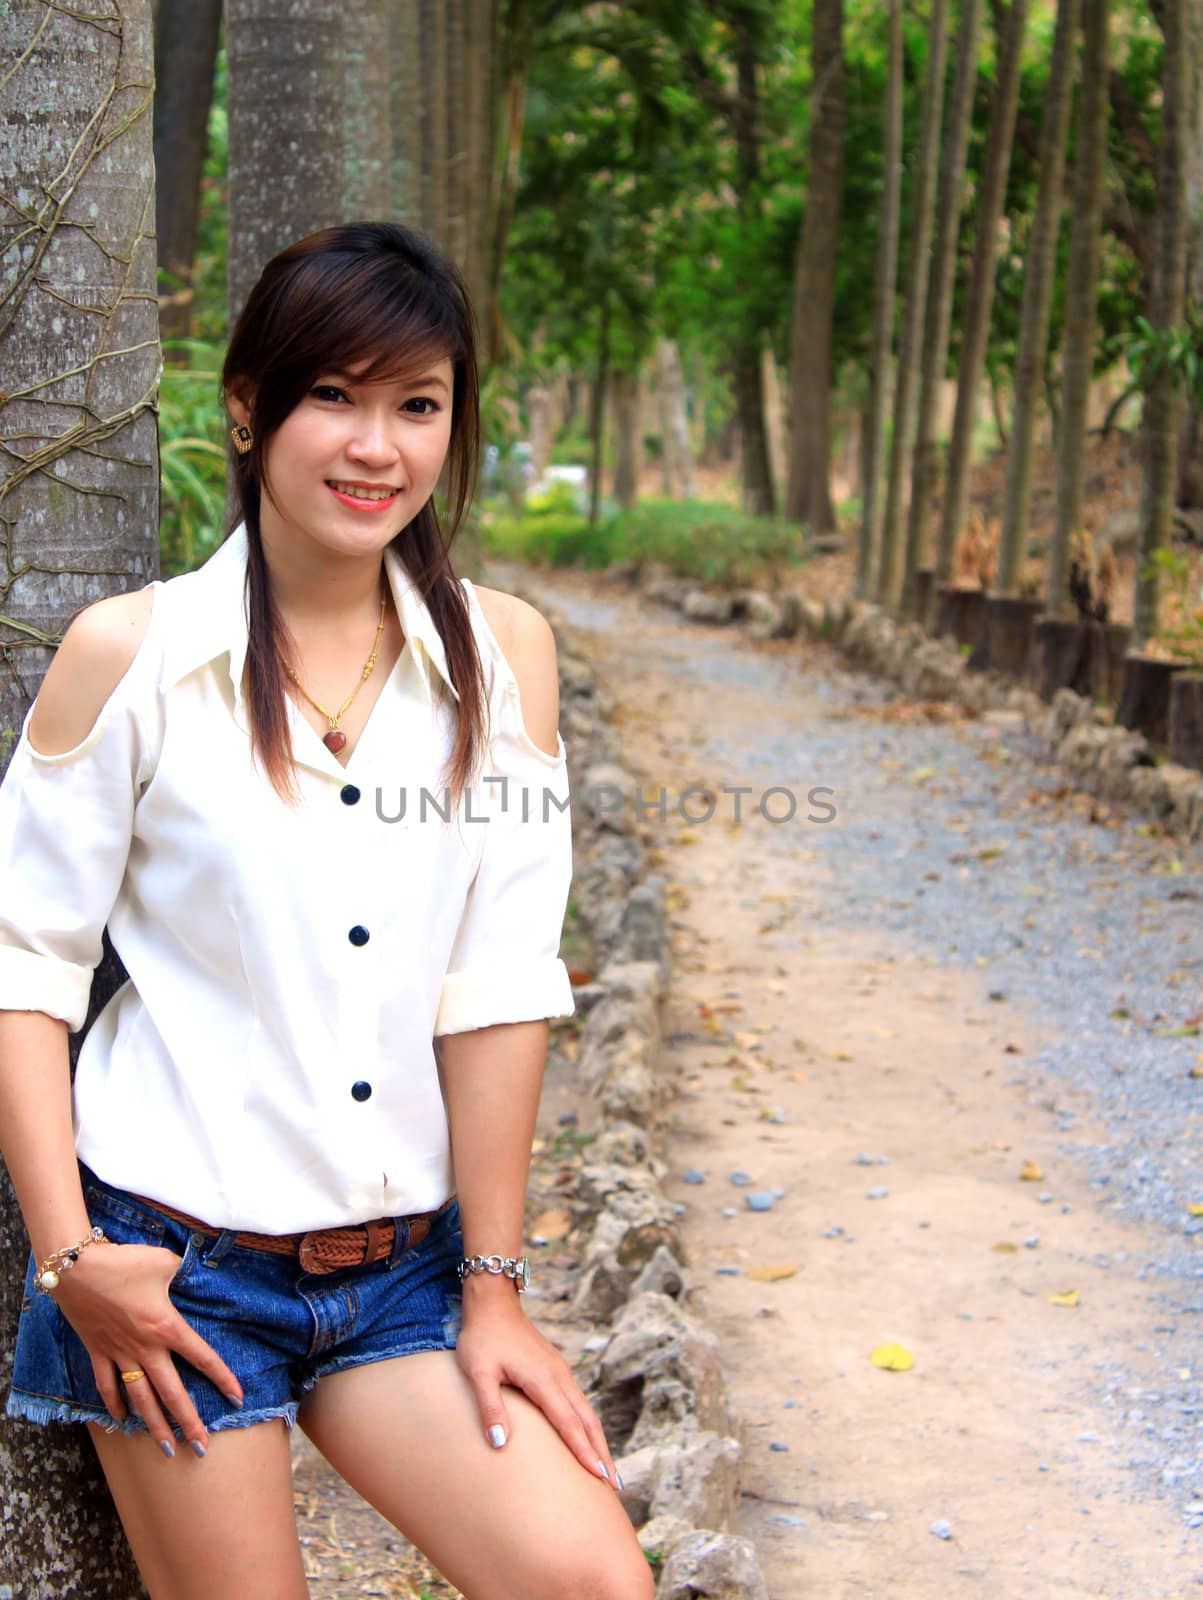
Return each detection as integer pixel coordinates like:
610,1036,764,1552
1047,1289,1079,1307
1186,1203,1203,1216
1019,1160,1043,1181
528,1207,572,1241
870,1342,913,1371
992,1242,1019,1253
748,1262,799,1281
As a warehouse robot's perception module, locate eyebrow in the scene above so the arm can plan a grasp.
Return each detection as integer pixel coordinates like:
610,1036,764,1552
326,367,450,394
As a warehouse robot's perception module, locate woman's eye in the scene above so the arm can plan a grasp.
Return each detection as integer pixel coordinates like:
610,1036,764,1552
405,397,440,416
311,384,347,403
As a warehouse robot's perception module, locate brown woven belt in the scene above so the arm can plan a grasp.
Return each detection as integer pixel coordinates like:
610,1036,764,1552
132,1191,457,1276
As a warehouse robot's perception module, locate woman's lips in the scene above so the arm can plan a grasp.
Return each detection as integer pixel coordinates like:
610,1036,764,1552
326,482,403,512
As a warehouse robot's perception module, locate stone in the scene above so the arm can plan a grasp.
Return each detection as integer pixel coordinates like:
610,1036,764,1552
586,1292,734,1450
631,1244,688,1300
649,1430,742,1529
683,590,736,624
745,1192,775,1211
656,1531,770,1600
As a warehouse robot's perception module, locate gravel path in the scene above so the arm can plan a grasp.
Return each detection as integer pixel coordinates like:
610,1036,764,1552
529,569,1203,1592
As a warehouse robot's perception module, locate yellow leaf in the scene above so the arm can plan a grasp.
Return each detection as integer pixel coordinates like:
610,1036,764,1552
992,1241,1019,1253
1186,1203,1203,1216
1047,1289,1079,1307
870,1342,913,1371
675,830,701,845
1019,1160,1043,1181
747,1262,799,1281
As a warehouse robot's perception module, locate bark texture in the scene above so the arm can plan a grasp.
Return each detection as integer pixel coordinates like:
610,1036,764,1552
343,0,392,216
875,0,949,605
152,0,223,347
934,0,1030,584
997,0,1080,592
612,370,642,509
655,338,695,498
785,0,845,531
1049,0,1110,615
389,0,423,224
856,0,903,597
0,0,160,1587
731,26,775,516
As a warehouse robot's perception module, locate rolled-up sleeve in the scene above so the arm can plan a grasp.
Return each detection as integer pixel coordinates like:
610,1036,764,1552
0,688,148,1033
433,691,577,1037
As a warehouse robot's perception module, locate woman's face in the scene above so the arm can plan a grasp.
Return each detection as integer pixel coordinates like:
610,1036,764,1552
238,354,456,559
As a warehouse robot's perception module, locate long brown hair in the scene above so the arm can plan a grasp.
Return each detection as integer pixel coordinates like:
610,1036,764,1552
220,221,488,808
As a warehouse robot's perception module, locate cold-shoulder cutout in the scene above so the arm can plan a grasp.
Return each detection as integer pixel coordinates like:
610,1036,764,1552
26,584,158,759
466,582,563,763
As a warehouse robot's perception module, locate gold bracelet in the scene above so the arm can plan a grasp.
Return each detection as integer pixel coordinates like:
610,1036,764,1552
35,1225,109,1294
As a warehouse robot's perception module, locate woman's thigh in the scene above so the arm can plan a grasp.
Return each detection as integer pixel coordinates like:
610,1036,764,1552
88,1418,308,1600
297,1349,655,1600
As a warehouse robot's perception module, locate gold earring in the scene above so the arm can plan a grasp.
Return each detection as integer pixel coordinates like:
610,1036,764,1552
231,423,254,455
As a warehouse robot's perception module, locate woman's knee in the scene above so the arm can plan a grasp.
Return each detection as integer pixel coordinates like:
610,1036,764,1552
532,1542,657,1600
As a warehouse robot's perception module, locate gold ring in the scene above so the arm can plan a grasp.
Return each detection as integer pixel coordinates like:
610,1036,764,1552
120,1368,146,1384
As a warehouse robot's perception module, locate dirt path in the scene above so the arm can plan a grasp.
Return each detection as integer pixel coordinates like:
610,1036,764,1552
518,568,1203,1600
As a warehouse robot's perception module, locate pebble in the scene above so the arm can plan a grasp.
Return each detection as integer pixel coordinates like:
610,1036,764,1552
746,1192,777,1211
1024,1235,1040,1248
769,1441,789,1452
823,1225,845,1238
557,1111,578,1125
671,1202,687,1215
721,1206,737,1218
714,1265,740,1276
929,1519,953,1540
1038,1193,1053,1205
784,1399,798,1408
730,1171,753,1186
765,1107,787,1123
866,1186,889,1200
682,1168,706,1185
770,1514,805,1527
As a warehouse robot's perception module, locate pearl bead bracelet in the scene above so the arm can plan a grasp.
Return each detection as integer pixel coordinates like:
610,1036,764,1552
35,1225,109,1294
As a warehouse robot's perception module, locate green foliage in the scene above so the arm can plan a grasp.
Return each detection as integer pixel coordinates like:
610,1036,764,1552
1141,547,1203,666
158,338,229,578
483,489,809,588
1124,311,1203,406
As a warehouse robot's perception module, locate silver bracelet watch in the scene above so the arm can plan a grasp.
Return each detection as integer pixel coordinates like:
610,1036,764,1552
457,1253,531,1293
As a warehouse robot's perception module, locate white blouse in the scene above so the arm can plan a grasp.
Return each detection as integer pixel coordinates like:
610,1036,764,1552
0,524,576,1232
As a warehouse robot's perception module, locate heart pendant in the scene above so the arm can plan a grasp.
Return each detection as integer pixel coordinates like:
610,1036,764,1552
323,730,347,753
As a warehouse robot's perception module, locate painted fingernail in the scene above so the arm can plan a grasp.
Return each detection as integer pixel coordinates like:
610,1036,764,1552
159,1439,175,1459
223,1392,243,1409
488,1424,507,1448
190,1439,207,1458
616,1470,626,1490
597,1458,610,1481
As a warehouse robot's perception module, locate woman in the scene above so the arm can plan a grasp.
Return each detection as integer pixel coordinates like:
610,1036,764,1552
0,222,653,1600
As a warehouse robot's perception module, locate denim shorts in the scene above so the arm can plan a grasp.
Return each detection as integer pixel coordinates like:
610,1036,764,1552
5,1162,465,1438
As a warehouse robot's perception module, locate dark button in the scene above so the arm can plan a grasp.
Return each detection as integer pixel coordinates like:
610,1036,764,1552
340,784,361,806
348,925,370,946
189,1231,206,1248
351,1080,373,1102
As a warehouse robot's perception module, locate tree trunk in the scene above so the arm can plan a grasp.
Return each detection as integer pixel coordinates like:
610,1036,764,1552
762,346,787,505
589,294,611,527
0,1,159,1589
933,0,1030,586
612,370,642,509
225,0,347,326
997,0,1080,592
655,338,695,498
857,0,903,598
1134,0,1190,644
488,7,532,364
153,0,223,351
785,0,845,531
902,0,985,606
875,0,950,606
444,0,469,268
1175,0,1203,508
419,0,449,246
1049,0,1110,616
343,0,391,216
390,1,423,224
731,31,775,516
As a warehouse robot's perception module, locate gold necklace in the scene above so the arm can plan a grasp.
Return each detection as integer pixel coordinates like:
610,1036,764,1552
280,583,389,754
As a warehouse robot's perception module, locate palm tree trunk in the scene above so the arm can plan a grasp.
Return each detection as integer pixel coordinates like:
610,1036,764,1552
785,0,845,531
419,0,449,246
153,0,223,350
1049,0,1110,616
390,0,423,223
996,0,1080,592
344,0,391,215
933,0,1030,586
0,1,159,1586
1134,0,1190,644
857,0,903,598
875,0,950,606
899,0,983,608
444,0,469,268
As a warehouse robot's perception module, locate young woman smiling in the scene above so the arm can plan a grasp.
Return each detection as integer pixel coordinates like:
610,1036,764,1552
0,222,653,1600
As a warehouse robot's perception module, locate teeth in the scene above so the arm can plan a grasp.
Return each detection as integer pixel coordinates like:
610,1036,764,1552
329,482,397,500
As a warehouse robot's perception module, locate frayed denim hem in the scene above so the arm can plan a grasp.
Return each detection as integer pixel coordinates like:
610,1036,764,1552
301,1335,459,1395
5,1387,298,1437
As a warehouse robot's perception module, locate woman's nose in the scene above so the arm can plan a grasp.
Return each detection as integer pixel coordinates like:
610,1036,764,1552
346,416,400,461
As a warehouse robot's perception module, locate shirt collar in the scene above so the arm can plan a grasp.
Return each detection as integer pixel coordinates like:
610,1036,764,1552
161,521,461,709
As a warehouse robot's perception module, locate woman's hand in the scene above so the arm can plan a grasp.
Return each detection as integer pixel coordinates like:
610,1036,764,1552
50,1241,243,1459
455,1283,621,1490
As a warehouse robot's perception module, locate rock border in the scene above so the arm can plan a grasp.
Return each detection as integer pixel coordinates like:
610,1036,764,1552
622,567,1203,847
538,597,771,1599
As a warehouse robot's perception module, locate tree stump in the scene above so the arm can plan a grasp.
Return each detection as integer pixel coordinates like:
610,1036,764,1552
971,594,1044,678
1087,622,1131,705
1117,654,1192,745
1169,672,1203,772
933,584,986,652
1031,618,1093,701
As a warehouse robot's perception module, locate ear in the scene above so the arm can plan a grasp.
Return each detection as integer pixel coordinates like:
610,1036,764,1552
226,380,255,428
